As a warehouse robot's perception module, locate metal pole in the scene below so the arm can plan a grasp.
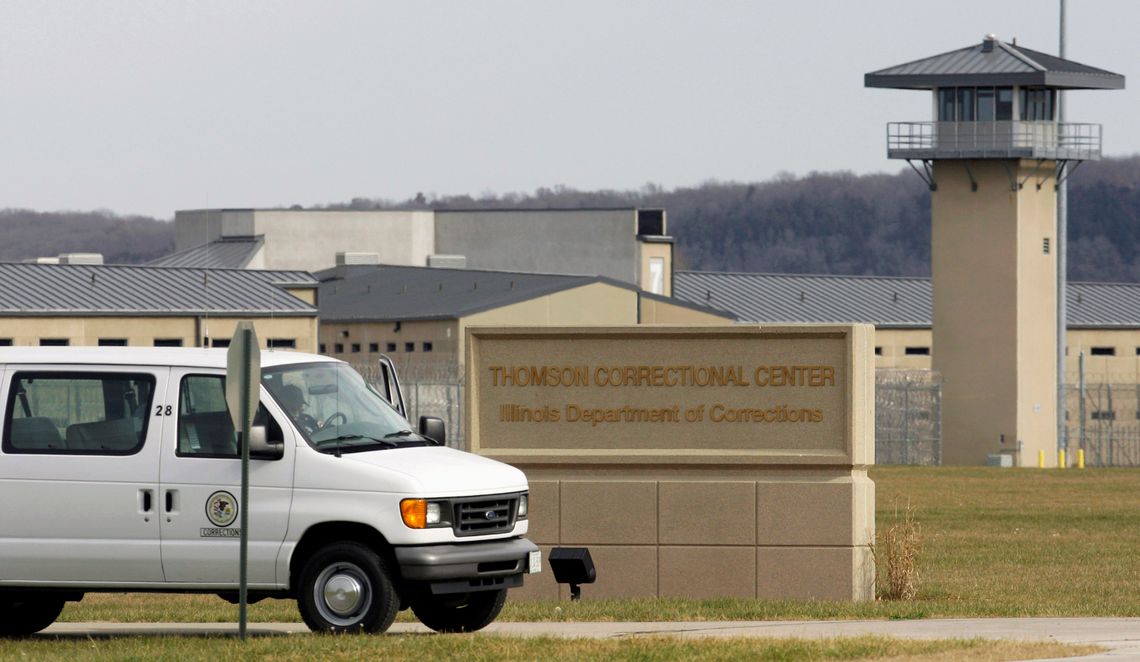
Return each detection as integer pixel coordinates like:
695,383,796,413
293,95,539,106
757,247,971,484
902,382,911,465
1078,350,1085,461
238,331,252,641
1107,382,1114,466
1057,0,1069,454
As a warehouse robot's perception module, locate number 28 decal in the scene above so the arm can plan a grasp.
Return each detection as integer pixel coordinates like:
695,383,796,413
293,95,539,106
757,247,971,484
154,405,173,416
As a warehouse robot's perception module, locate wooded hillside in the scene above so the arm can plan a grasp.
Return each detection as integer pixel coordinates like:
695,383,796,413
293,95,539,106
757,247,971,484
2,155,1138,281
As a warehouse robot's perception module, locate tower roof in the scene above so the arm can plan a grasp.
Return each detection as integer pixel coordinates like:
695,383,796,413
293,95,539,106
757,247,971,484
865,35,1124,90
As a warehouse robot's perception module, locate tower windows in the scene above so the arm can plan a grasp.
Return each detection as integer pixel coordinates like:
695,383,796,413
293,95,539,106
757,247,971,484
995,87,1013,120
940,86,1046,123
1020,88,1056,121
955,88,975,121
976,88,995,121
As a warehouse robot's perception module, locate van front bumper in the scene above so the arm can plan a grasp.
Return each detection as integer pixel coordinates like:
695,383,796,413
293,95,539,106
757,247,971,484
394,537,538,595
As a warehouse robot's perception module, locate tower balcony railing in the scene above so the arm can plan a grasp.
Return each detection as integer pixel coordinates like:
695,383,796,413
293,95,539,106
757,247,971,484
887,121,1102,161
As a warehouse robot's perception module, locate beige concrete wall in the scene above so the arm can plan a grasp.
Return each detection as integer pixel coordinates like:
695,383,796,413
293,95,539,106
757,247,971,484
932,159,1056,466
637,241,673,296
638,297,734,325
866,327,1140,382
284,286,317,306
467,325,875,601
1065,329,1140,382
252,210,436,273
457,283,637,365
319,319,459,364
874,328,932,369
0,316,318,352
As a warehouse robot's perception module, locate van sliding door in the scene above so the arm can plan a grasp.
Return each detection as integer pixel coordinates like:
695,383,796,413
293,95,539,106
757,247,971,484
0,366,167,584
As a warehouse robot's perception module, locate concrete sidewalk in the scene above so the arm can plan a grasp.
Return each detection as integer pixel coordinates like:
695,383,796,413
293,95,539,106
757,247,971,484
43,618,1140,660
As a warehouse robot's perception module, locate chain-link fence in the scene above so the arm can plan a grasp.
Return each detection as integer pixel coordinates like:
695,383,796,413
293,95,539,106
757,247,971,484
1064,381,1140,467
875,370,943,465
355,360,945,463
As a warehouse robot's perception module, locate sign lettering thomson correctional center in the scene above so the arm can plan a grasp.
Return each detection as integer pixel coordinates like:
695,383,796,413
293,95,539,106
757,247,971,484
469,327,864,462
467,326,875,601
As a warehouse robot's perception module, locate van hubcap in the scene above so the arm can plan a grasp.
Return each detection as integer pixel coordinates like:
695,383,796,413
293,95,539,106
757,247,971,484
314,562,372,625
324,573,364,615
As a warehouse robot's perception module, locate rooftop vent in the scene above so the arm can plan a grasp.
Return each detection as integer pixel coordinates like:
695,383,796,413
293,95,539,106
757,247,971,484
427,254,467,269
982,34,998,52
336,252,381,266
58,253,104,265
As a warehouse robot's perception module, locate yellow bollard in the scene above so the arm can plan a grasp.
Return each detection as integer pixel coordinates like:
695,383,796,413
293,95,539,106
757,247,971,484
1078,449,1085,469
1038,449,1045,468
1059,449,1066,469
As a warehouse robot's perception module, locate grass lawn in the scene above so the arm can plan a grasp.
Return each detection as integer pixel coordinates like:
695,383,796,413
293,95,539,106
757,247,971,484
59,466,1140,623
3,634,1101,661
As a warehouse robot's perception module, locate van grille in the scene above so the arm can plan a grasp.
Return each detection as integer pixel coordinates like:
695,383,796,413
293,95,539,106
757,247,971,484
452,494,518,537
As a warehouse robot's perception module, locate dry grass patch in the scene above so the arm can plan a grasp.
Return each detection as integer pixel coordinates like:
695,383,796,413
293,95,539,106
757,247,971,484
873,500,923,600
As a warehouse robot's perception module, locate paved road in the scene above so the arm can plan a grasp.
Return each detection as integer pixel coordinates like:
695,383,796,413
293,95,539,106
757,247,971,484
44,618,1140,660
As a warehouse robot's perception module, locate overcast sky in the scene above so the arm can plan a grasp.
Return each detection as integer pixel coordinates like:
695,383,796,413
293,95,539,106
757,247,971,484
1,1,1135,219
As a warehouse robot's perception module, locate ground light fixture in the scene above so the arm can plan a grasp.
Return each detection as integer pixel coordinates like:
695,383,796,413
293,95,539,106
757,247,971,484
548,547,596,601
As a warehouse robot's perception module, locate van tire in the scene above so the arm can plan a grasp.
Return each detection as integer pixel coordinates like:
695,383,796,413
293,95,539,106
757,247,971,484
411,588,507,633
297,542,399,634
0,596,65,636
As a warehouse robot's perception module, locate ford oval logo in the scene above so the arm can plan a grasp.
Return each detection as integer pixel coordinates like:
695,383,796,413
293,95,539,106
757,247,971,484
484,510,497,520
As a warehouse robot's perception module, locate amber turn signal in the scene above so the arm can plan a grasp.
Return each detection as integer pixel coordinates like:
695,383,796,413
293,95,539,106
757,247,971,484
400,499,427,529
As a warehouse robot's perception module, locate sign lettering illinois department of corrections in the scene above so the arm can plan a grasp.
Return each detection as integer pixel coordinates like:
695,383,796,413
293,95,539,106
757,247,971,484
466,326,874,463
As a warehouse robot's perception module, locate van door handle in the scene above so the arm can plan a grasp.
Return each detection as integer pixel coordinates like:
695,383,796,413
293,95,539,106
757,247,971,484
165,490,175,513
140,489,153,513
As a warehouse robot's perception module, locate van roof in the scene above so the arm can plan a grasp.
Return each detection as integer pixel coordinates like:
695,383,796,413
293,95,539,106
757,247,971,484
0,347,339,370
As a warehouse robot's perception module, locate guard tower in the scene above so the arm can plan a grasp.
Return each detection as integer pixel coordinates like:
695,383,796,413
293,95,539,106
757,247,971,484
866,35,1124,466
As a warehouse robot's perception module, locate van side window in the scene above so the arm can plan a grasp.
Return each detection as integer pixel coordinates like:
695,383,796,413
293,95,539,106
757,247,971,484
2,372,154,455
177,375,283,458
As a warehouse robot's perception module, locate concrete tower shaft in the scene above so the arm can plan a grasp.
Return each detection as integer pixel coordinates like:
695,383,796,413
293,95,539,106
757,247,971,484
932,159,1057,465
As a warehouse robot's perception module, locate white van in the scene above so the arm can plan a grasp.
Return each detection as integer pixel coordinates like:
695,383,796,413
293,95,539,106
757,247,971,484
0,348,537,635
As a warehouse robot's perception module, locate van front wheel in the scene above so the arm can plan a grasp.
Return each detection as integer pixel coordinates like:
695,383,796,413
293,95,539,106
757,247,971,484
297,542,399,634
411,588,506,633
0,595,65,636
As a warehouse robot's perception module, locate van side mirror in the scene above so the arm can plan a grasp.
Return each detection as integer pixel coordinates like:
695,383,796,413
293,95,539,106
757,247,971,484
248,425,284,460
418,416,446,446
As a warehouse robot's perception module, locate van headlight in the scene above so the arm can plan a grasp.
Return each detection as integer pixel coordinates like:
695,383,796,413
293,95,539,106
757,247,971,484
517,493,528,519
400,498,450,529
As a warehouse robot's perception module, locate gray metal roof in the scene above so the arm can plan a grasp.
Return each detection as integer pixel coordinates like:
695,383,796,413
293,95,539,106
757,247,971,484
675,272,932,328
319,264,731,322
866,37,1124,90
675,271,1140,330
320,265,632,321
0,263,316,316
640,290,737,320
147,237,263,269
1067,282,1140,328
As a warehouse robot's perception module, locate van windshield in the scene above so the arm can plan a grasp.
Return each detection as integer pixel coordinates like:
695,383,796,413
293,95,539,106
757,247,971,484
262,362,429,452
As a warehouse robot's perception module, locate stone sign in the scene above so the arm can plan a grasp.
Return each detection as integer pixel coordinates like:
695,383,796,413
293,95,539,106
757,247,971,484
466,325,875,601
